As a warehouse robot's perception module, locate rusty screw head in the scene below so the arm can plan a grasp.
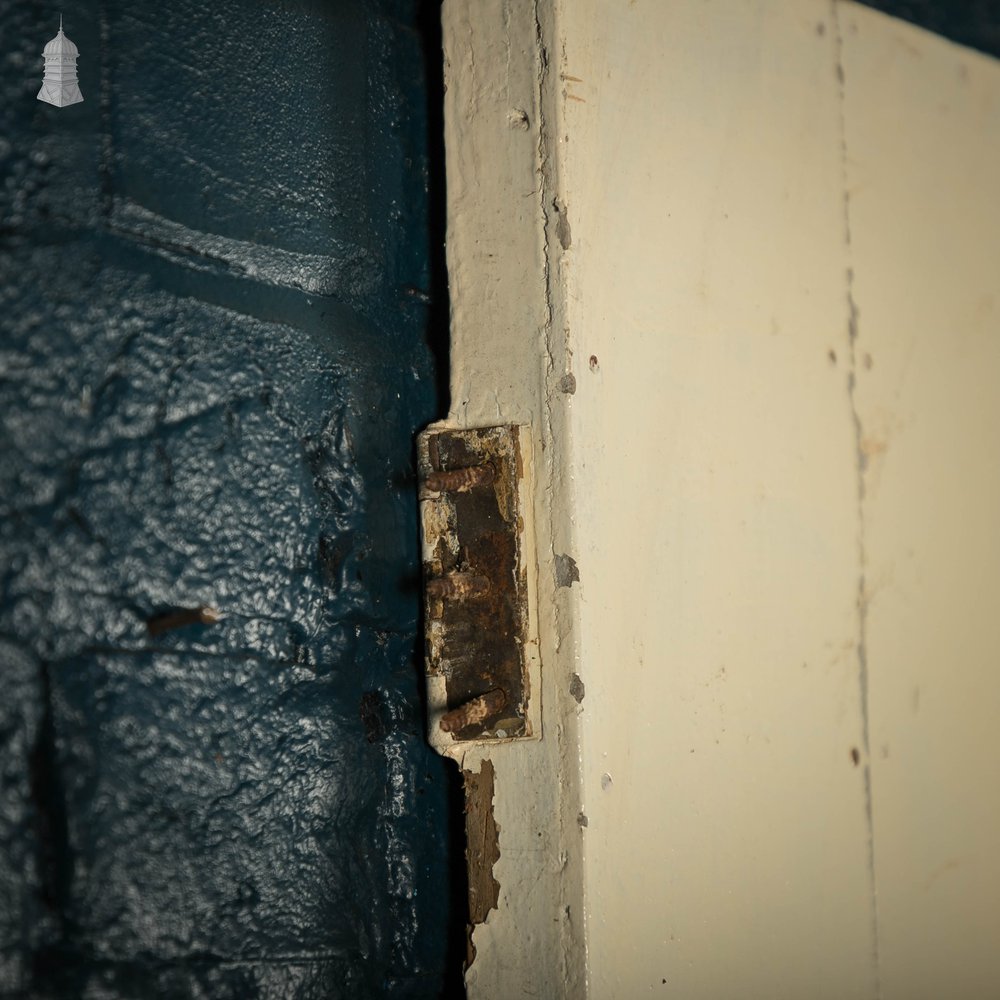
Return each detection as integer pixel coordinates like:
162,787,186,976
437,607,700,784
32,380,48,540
425,573,491,602
424,463,495,495
440,689,507,734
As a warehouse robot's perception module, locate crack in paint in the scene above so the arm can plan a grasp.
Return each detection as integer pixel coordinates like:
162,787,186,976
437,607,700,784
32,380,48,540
529,4,587,995
833,5,883,997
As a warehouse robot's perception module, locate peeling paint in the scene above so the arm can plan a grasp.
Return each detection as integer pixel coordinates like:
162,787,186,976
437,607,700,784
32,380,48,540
554,198,573,250
463,759,501,969
507,107,531,130
555,553,580,588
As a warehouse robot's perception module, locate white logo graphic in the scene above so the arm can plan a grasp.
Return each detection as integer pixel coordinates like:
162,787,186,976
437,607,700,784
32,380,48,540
37,16,83,107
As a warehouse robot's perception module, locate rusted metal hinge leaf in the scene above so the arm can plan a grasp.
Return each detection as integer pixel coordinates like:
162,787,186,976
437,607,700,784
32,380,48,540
417,424,540,753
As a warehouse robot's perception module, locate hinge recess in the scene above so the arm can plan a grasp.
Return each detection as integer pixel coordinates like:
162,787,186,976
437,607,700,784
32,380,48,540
418,424,540,753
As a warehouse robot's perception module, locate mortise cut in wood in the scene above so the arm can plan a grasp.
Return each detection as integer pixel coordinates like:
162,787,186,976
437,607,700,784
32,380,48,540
417,424,540,754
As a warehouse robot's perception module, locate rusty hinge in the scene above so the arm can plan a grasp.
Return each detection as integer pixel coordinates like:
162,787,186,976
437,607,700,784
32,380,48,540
418,424,540,753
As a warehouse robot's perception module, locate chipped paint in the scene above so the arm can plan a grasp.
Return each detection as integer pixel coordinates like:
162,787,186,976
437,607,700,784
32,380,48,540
463,759,501,968
554,553,580,588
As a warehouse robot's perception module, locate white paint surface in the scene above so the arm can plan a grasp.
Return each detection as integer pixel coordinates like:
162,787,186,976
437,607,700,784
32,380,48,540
441,2,586,997
843,9,1000,996
442,0,1000,996
562,3,875,995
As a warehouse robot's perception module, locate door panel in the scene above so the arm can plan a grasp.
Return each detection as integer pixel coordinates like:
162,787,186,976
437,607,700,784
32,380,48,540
0,1,456,996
